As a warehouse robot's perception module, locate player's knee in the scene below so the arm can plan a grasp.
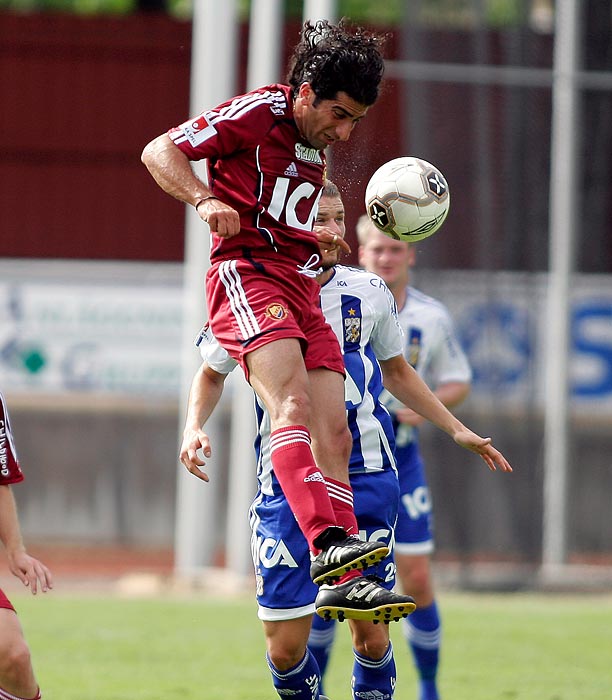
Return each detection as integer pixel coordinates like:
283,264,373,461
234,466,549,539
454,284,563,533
339,424,352,460
0,637,33,684
267,643,306,671
351,620,390,660
398,564,432,602
325,423,352,462
275,391,312,426
353,635,390,662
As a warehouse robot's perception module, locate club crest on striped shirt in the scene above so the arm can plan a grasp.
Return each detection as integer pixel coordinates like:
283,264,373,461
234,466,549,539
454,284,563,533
344,316,361,343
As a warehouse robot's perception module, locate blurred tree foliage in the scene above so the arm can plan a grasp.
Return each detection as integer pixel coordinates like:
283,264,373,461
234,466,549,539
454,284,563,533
0,0,540,27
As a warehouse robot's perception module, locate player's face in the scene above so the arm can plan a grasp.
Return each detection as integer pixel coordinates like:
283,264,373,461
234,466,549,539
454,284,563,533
295,83,368,150
314,195,346,269
359,226,415,288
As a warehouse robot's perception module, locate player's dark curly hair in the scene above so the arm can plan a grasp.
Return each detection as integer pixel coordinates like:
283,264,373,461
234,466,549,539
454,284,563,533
287,19,386,106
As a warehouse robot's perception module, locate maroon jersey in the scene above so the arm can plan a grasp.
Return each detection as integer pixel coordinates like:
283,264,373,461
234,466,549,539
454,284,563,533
0,390,24,485
169,84,325,271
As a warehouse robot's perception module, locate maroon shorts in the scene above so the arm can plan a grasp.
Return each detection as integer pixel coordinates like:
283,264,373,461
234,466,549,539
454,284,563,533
0,587,15,611
206,258,344,379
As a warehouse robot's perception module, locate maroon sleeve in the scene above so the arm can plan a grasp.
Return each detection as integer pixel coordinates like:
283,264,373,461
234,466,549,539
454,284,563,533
167,84,286,162
0,391,24,485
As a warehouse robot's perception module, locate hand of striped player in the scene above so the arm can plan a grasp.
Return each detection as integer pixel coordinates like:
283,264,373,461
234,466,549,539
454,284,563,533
452,429,513,473
179,428,213,482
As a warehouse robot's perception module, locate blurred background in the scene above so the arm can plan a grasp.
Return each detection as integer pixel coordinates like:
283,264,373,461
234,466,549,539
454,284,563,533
1,0,611,590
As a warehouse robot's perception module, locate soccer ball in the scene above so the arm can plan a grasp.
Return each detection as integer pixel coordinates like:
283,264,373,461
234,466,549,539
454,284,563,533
365,156,450,242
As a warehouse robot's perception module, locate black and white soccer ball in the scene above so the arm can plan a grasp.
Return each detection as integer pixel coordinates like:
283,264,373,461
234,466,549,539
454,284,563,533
365,156,450,242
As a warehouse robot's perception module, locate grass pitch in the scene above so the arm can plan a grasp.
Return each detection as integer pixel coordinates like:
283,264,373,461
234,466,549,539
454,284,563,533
11,589,612,699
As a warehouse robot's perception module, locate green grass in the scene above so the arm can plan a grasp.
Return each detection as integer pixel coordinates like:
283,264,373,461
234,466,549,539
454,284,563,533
11,590,612,699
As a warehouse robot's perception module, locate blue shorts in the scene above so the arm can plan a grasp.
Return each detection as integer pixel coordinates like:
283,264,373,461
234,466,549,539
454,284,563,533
394,441,434,554
250,468,400,621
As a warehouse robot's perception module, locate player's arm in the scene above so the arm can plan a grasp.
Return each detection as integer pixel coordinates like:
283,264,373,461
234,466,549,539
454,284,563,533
395,380,471,428
380,355,512,473
0,485,53,594
180,362,228,481
395,311,472,426
141,134,240,237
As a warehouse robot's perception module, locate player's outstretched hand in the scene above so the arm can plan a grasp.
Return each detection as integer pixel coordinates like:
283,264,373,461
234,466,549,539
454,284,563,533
9,550,53,595
453,429,513,473
180,428,213,482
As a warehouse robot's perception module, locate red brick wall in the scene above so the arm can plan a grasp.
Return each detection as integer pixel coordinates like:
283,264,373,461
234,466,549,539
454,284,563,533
0,12,192,261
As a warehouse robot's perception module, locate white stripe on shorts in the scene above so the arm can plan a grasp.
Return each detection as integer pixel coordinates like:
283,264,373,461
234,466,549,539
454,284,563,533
218,260,261,340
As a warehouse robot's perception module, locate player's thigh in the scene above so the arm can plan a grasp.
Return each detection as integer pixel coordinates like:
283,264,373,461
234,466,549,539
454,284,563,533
247,338,310,424
0,607,29,665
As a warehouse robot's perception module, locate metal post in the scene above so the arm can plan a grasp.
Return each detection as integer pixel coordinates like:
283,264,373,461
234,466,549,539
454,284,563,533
541,0,581,576
303,0,337,22
174,0,238,576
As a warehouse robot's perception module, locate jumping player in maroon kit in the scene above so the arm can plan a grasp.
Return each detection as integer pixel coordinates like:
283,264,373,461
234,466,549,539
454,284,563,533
0,390,52,700
142,19,419,625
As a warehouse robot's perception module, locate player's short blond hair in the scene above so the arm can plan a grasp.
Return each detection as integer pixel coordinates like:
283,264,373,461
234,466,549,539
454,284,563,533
356,214,379,245
322,180,341,199
356,214,411,247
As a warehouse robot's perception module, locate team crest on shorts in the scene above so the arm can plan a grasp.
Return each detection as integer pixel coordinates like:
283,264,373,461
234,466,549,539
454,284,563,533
344,316,361,343
265,303,288,320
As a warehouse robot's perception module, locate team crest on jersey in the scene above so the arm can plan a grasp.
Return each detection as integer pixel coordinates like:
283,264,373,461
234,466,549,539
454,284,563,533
266,303,288,320
407,328,422,367
344,316,361,343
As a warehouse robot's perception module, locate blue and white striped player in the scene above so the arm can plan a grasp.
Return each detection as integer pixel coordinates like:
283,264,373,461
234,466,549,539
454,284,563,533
180,183,511,700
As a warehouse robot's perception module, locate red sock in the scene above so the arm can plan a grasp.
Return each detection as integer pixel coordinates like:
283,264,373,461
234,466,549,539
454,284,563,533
0,687,41,700
269,425,337,553
338,569,363,584
326,477,359,537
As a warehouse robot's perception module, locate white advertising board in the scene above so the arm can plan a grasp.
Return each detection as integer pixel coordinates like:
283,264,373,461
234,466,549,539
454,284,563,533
1,262,611,413
0,261,184,397
416,270,612,414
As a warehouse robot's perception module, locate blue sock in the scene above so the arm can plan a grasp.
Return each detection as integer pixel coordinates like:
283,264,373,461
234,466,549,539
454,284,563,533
403,601,441,700
266,648,321,700
307,615,337,683
352,641,396,700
